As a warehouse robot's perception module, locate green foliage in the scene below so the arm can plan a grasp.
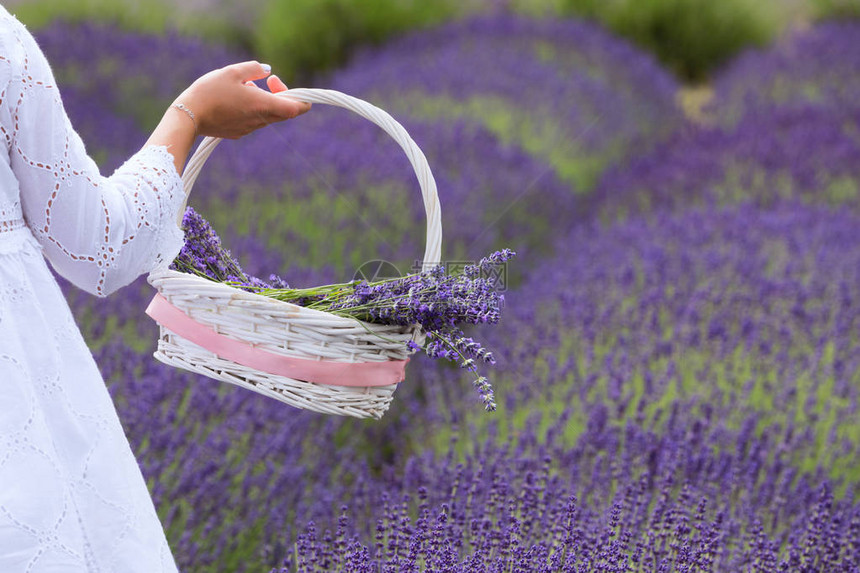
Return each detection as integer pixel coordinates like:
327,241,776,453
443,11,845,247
812,0,860,20
254,0,476,84
9,0,169,33
9,0,252,47
549,0,781,81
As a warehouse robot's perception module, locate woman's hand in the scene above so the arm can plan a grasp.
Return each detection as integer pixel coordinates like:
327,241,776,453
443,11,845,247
177,61,311,139
145,61,311,175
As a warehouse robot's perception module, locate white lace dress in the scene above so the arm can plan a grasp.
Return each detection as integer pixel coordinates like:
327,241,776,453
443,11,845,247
0,8,184,572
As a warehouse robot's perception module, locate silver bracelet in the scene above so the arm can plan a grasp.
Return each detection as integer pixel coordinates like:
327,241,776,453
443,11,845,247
171,102,198,134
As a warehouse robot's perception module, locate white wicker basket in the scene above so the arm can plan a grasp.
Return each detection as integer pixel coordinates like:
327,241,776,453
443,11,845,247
147,88,442,419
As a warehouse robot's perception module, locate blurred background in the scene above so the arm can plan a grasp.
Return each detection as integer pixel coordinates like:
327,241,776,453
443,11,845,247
8,0,860,571
6,0,843,84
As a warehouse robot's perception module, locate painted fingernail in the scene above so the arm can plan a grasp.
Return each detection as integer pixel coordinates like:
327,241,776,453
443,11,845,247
261,63,272,74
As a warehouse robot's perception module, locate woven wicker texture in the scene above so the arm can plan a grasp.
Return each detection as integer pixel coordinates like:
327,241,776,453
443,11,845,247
148,89,442,419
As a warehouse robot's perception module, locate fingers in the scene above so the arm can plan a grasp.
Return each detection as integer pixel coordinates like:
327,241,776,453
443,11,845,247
245,75,287,94
264,76,312,118
267,74,289,93
266,93,312,120
230,60,272,83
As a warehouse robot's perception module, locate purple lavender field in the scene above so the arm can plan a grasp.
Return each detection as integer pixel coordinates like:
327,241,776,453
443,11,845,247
36,14,860,572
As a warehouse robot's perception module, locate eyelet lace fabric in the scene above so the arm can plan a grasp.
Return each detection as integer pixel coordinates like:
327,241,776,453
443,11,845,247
0,7,182,572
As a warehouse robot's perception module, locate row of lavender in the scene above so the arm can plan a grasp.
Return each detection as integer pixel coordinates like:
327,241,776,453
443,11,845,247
37,14,860,571
591,21,860,222
251,203,860,571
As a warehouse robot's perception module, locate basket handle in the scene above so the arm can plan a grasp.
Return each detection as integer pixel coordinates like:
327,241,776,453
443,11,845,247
177,88,442,268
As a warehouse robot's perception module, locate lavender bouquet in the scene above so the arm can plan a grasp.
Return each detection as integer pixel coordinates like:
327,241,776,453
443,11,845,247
170,207,512,411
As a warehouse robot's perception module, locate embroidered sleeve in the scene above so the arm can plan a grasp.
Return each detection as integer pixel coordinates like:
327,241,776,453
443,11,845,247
2,13,185,297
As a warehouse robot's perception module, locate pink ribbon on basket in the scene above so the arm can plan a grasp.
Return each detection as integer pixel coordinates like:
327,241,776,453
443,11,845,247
145,294,408,387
